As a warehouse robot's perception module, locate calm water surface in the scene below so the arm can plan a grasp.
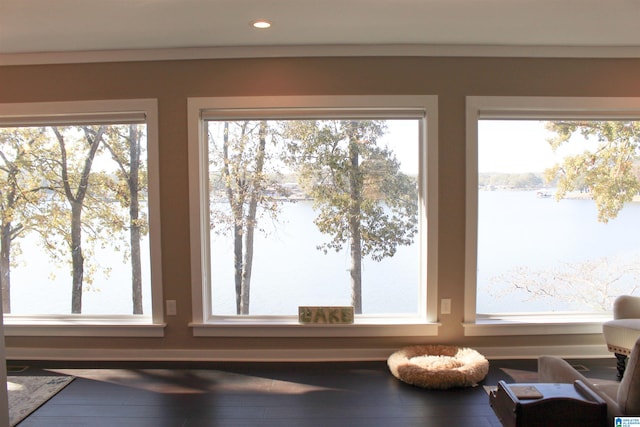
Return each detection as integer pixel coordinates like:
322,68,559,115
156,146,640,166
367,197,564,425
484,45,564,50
7,192,638,316
477,190,640,313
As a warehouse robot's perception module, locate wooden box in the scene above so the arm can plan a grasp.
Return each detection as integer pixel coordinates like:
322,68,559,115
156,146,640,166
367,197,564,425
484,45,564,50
489,380,607,427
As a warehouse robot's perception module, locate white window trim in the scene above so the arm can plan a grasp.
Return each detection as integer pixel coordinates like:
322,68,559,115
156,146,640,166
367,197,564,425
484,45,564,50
0,99,165,337
464,96,640,336
188,95,439,337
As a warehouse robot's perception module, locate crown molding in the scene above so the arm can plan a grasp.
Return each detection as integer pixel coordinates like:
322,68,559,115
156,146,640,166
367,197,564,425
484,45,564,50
2,44,640,66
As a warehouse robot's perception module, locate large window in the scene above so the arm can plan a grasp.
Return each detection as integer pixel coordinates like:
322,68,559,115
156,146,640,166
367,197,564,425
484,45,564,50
0,100,163,336
188,96,438,336
465,97,640,335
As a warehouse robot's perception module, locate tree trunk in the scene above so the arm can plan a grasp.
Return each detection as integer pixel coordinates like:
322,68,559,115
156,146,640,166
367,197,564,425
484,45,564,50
70,201,84,314
222,123,245,315
1,166,20,314
128,126,143,314
222,121,269,315
0,222,11,314
233,223,243,314
240,227,253,315
239,121,268,315
54,126,103,315
348,123,363,314
349,224,363,314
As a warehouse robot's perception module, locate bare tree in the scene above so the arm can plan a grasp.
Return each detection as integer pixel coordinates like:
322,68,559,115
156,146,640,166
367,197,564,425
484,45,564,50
489,256,640,312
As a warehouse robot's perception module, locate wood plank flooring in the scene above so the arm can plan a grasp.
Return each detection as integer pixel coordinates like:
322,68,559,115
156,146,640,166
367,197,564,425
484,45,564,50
8,358,618,427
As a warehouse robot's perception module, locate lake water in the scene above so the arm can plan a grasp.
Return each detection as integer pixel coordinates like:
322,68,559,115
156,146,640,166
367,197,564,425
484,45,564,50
7,191,638,316
477,190,640,313
210,200,420,315
7,231,153,315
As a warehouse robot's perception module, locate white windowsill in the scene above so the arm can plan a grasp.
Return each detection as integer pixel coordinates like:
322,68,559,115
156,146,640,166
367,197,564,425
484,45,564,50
3,316,166,337
463,312,612,336
190,318,440,337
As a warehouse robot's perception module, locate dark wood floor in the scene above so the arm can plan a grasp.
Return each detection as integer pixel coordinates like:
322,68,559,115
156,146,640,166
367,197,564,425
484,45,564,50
9,357,618,427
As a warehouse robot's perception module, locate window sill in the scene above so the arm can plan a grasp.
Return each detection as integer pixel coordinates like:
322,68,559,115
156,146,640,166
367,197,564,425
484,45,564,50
3,316,166,337
190,318,439,337
463,313,611,336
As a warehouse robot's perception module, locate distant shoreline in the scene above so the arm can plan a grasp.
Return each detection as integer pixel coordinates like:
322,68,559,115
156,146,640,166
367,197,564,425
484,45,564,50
480,187,640,202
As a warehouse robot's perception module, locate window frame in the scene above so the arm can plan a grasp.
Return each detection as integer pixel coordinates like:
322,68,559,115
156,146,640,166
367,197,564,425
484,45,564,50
187,95,439,337
464,96,640,336
0,99,165,337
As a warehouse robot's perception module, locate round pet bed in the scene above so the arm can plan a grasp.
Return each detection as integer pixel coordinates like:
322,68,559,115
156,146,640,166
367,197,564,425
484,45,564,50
387,345,489,389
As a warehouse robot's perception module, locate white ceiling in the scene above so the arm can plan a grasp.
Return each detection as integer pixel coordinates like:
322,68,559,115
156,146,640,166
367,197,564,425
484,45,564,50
1,0,640,56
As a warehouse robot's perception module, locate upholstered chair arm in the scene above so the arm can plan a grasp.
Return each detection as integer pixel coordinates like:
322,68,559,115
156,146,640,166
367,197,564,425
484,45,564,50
613,295,640,320
538,355,620,421
538,356,589,384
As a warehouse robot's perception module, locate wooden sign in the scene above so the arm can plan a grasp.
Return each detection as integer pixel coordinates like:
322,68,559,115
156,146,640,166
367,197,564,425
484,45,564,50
298,306,354,324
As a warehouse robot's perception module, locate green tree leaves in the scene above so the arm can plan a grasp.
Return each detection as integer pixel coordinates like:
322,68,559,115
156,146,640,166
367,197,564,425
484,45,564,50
545,121,640,222
284,119,418,313
0,124,148,314
0,127,49,313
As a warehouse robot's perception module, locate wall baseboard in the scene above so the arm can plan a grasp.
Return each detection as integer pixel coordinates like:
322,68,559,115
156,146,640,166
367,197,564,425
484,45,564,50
6,344,611,362
476,345,610,360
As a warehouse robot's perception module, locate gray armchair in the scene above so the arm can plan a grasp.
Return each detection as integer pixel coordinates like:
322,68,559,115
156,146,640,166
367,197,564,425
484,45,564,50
539,336,640,424
603,295,640,379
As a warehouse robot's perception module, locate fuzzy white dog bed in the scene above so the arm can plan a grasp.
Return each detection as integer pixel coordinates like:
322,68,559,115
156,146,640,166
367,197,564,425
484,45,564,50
387,345,489,389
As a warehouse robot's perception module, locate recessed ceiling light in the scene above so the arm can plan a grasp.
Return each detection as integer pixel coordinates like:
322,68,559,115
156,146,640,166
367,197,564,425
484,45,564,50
251,20,272,29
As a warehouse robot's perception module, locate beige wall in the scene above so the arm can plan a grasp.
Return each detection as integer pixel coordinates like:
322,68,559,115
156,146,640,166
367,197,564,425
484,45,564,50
2,56,640,358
